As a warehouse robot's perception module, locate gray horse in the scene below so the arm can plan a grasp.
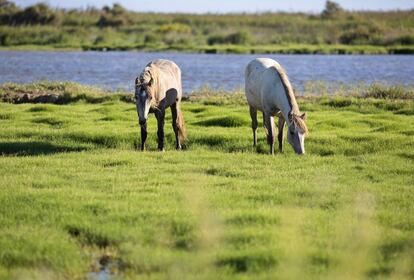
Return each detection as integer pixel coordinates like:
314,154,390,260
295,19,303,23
245,58,308,155
135,59,186,151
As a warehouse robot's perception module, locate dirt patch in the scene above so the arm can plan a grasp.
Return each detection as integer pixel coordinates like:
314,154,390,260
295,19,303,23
2,92,61,104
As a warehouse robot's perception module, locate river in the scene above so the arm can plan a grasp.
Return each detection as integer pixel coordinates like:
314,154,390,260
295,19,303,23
0,51,413,93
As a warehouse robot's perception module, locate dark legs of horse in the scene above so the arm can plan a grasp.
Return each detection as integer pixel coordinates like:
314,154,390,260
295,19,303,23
140,123,147,151
249,106,258,146
155,110,165,151
264,114,276,155
278,116,285,153
171,103,181,150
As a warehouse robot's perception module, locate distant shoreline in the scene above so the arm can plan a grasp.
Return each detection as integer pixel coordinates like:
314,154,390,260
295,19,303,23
1,44,413,55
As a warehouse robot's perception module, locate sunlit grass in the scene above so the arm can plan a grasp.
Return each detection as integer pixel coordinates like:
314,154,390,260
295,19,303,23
0,84,413,279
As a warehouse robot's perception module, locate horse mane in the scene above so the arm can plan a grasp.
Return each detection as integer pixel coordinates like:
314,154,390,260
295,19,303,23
291,114,308,135
139,64,160,107
274,64,308,135
273,64,299,113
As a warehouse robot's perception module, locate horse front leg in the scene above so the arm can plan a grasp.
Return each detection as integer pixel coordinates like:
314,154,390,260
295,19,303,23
264,114,275,155
278,115,285,153
249,106,258,147
155,110,165,151
140,122,147,151
170,103,181,150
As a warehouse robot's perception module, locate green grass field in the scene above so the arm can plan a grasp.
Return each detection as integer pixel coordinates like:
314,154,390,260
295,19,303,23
0,83,414,279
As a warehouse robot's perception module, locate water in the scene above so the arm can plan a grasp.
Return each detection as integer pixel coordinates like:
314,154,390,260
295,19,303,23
1,51,413,93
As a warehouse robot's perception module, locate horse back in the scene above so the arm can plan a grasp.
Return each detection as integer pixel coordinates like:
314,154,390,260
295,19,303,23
245,58,284,113
148,59,182,102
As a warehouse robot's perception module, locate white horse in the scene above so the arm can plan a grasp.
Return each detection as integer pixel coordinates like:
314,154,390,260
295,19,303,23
245,58,308,155
135,59,186,151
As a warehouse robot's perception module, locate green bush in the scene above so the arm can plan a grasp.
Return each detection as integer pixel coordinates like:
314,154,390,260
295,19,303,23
97,3,129,27
208,31,250,45
340,26,371,45
13,3,61,25
0,0,19,25
389,35,414,45
226,30,250,45
321,1,344,19
157,23,192,34
363,83,414,99
144,33,161,44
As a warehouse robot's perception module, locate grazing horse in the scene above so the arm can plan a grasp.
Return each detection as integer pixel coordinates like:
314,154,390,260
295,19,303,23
135,59,186,151
245,58,308,155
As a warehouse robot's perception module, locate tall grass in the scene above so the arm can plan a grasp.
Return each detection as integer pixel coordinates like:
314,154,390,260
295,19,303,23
0,82,413,278
1,1,413,53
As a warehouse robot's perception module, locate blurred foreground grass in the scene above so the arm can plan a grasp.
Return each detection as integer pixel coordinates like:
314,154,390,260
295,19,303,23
0,82,413,279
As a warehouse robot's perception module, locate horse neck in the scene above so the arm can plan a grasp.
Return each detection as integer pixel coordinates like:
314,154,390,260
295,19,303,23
273,84,293,125
274,67,299,124
281,103,293,128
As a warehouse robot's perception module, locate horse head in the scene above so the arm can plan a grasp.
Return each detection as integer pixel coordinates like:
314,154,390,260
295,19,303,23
287,112,308,155
135,68,157,125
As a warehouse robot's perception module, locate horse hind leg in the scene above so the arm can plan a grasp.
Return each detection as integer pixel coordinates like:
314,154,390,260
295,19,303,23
264,113,275,155
140,122,147,151
171,103,181,150
155,109,165,151
277,115,285,153
249,106,258,146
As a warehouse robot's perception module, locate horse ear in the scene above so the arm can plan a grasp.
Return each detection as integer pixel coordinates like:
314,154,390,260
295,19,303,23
301,112,307,121
288,111,294,122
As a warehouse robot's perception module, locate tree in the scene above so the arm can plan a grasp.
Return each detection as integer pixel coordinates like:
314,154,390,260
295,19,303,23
321,1,344,19
97,3,129,28
12,3,60,25
0,0,20,25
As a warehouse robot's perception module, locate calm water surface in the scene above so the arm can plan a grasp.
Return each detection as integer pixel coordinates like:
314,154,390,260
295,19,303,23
0,51,413,93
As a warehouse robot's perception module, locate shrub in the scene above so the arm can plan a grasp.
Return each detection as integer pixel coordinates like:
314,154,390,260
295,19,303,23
321,1,344,19
208,30,251,45
340,26,371,45
363,84,414,100
0,0,20,25
97,3,129,27
226,30,250,45
97,15,128,28
207,34,225,45
389,35,414,46
12,3,61,25
157,23,192,34
143,33,161,44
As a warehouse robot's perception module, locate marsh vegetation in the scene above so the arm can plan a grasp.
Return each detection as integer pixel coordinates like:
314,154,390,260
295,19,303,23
0,0,413,54
0,82,413,279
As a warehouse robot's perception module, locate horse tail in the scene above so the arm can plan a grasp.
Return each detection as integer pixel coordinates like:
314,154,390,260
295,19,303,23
177,107,187,143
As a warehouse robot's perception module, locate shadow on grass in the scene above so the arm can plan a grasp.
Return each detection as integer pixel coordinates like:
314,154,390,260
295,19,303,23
216,253,277,273
0,141,88,156
66,224,115,248
398,152,414,161
194,116,249,127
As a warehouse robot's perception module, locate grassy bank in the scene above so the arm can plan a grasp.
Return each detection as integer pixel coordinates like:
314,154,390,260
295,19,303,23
2,43,414,55
1,1,414,54
0,82,414,279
